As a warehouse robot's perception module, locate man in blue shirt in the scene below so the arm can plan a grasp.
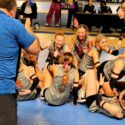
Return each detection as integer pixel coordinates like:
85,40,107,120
0,0,41,125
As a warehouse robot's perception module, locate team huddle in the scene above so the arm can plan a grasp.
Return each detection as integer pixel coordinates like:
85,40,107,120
17,23,125,119
1,1,125,125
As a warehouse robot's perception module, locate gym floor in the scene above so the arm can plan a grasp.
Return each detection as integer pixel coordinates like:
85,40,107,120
17,98,125,125
17,1,125,125
17,47,125,125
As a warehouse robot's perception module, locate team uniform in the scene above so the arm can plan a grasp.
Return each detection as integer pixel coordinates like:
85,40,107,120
73,36,90,62
47,41,68,64
86,93,124,118
16,58,38,101
44,65,76,106
97,59,125,82
78,46,101,76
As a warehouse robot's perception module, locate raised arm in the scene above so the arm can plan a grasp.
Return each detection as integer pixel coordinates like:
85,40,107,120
24,18,41,55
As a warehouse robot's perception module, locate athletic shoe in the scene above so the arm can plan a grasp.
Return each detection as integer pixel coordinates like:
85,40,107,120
40,89,45,100
40,95,45,100
55,24,59,27
77,97,86,103
44,23,49,27
77,88,86,103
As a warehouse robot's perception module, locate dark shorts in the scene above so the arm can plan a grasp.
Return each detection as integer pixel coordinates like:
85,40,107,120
0,94,17,125
86,94,97,108
78,68,85,78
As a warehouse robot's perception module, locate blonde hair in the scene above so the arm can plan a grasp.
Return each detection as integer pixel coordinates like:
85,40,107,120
95,34,107,44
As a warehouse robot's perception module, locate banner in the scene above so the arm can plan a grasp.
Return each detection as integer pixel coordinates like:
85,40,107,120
61,0,75,9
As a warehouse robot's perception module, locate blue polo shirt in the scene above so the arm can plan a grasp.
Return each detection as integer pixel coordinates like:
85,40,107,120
0,10,35,94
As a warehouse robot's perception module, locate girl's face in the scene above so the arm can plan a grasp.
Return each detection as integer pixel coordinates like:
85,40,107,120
77,28,87,41
97,38,107,50
55,35,65,49
121,3,125,11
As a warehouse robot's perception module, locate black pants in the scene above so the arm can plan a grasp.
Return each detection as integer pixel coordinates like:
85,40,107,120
0,94,17,125
66,2,79,28
66,9,75,28
86,95,97,108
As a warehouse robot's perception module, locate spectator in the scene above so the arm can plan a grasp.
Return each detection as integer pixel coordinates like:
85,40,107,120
98,0,112,14
0,0,41,124
83,0,96,14
82,0,96,30
66,0,79,28
117,0,125,38
45,0,60,27
98,0,112,32
21,0,37,22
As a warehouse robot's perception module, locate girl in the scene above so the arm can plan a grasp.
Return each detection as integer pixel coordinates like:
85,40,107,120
78,33,119,76
39,52,79,106
69,24,95,67
47,32,70,64
85,69,124,119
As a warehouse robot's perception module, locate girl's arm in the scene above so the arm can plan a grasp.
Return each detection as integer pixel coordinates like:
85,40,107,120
104,46,119,56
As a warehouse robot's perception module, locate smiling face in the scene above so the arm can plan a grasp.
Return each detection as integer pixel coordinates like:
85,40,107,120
77,27,88,42
98,38,107,50
55,34,65,50
96,34,107,50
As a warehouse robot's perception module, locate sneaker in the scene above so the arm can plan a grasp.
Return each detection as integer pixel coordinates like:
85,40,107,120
77,97,86,103
40,89,45,100
77,88,86,103
40,95,45,100
44,23,49,27
55,24,59,27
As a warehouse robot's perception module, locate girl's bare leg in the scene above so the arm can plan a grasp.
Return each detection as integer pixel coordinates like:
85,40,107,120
86,69,97,98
